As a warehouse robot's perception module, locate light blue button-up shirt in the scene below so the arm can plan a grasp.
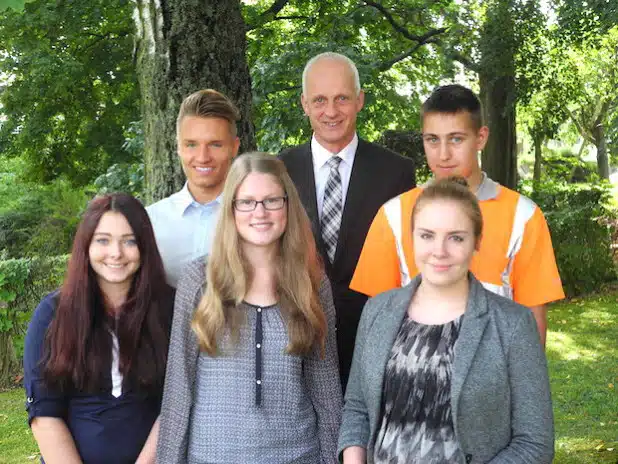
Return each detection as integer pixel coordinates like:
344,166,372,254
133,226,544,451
146,183,222,288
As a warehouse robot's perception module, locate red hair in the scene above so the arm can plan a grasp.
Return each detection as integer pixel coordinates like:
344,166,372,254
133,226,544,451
43,193,173,393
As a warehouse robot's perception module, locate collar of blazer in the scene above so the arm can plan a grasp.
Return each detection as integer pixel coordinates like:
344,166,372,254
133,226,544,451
361,272,490,442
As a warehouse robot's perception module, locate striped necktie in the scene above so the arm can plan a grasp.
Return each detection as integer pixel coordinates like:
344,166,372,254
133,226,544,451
321,156,343,262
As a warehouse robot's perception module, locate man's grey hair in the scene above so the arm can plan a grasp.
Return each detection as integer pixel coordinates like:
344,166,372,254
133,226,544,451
302,52,361,96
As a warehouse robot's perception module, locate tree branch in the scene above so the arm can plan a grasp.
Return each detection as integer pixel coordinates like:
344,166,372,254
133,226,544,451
448,50,480,73
376,43,424,71
246,0,292,31
566,107,595,144
260,0,291,17
362,1,446,43
269,15,309,21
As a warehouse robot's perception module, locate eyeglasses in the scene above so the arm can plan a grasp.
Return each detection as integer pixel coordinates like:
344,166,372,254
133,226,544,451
233,196,287,212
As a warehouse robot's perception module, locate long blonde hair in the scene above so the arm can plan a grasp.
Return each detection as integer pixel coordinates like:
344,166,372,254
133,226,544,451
191,153,326,357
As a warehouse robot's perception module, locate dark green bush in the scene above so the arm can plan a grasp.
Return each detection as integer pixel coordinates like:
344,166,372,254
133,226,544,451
526,180,617,297
0,171,89,258
0,256,68,385
541,148,599,184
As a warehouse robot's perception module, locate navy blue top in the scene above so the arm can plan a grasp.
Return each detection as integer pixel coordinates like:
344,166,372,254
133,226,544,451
23,291,172,464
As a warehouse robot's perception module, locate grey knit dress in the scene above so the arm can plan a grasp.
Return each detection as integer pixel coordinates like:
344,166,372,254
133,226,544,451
156,258,342,464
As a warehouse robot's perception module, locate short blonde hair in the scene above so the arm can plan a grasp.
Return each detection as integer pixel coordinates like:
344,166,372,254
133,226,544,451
192,153,327,357
176,89,240,137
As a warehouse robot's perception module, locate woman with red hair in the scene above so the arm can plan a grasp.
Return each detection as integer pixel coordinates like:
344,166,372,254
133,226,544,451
24,193,174,464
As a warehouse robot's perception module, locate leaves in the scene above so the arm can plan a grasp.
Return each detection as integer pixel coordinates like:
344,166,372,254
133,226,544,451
0,0,34,12
0,0,140,185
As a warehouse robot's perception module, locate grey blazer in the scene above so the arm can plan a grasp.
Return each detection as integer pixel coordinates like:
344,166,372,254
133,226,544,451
337,275,554,464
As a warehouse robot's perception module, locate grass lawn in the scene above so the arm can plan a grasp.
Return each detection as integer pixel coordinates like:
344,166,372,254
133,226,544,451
0,388,38,463
0,290,617,463
548,289,618,463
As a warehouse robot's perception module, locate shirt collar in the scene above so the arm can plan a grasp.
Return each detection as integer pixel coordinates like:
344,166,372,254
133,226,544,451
176,183,223,216
421,172,500,201
311,133,359,170
475,172,500,200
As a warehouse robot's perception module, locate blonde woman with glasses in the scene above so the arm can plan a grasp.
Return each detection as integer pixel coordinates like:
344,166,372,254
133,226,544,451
157,153,342,463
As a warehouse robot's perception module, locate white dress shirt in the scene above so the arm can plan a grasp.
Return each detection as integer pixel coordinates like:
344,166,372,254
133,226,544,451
146,183,222,288
312,134,358,217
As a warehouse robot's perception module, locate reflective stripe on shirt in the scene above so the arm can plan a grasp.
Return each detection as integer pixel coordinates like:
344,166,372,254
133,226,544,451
384,197,411,287
383,189,537,301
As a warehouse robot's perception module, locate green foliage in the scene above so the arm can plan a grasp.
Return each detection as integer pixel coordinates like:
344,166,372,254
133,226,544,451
0,157,89,257
0,0,140,185
0,256,67,381
94,162,144,199
540,149,598,183
0,0,34,11
94,120,145,198
378,129,429,182
527,181,617,296
557,0,618,43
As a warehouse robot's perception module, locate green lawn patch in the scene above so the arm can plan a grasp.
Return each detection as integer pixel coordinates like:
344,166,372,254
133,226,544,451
0,388,38,464
547,290,618,463
0,290,616,463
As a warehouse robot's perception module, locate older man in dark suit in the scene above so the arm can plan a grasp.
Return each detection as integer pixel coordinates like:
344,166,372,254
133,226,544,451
279,52,416,389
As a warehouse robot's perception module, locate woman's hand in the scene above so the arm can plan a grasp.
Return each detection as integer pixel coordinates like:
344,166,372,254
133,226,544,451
342,445,366,464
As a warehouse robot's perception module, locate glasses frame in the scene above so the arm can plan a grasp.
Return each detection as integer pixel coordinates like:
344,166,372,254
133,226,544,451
232,196,288,212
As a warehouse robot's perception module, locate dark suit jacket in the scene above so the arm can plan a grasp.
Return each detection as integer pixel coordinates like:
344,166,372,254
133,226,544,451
279,139,416,387
338,275,554,463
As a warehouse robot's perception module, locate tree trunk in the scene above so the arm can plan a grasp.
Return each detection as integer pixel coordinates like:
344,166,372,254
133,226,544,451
0,331,17,387
592,122,610,179
133,0,256,203
479,73,518,189
478,1,518,189
533,133,543,188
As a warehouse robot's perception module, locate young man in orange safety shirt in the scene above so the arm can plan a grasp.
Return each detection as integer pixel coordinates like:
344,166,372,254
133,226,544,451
350,84,564,346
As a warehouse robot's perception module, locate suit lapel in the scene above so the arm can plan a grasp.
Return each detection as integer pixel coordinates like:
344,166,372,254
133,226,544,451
451,277,489,431
294,144,319,229
289,144,330,267
333,140,373,264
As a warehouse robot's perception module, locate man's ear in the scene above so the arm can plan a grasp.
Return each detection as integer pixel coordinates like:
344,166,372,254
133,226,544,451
476,126,489,151
357,89,365,111
300,93,309,116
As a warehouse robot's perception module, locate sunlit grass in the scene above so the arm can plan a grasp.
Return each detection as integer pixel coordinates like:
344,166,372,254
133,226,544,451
0,388,38,464
548,290,618,463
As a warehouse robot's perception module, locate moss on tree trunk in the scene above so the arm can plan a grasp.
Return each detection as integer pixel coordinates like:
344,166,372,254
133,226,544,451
133,0,256,203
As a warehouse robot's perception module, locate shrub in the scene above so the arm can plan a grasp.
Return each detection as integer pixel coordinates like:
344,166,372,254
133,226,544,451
525,180,617,297
94,162,144,199
0,173,89,258
0,256,68,386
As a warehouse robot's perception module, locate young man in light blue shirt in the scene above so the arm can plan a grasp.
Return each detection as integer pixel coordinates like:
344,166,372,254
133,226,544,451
147,89,241,287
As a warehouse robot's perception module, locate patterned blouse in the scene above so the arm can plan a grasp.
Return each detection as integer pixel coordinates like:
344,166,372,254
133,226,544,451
374,314,465,464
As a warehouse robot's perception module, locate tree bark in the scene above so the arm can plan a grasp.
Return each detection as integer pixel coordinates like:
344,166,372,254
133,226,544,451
592,122,610,179
479,73,518,189
478,1,518,189
533,133,543,188
133,0,256,203
0,331,17,387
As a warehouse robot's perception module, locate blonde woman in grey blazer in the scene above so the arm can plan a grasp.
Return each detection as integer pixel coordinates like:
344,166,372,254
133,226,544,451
338,177,554,464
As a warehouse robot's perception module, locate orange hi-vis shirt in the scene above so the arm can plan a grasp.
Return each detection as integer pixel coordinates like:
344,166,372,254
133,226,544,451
350,175,565,307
